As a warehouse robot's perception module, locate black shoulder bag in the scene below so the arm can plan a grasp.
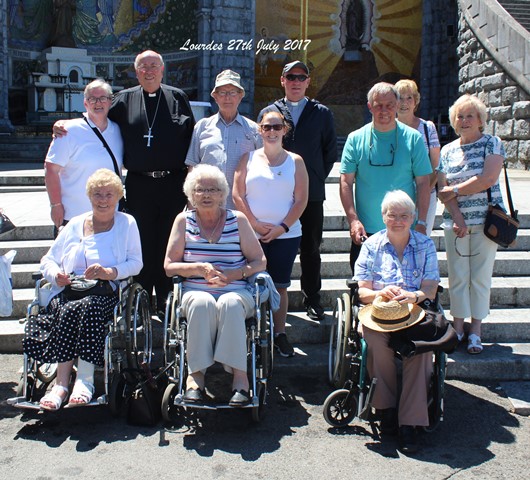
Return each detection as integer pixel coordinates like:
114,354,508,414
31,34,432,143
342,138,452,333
84,117,128,212
484,163,519,248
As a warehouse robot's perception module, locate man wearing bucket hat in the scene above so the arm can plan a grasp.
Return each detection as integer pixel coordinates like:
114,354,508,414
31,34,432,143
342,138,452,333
355,190,440,454
186,69,261,208
258,60,337,322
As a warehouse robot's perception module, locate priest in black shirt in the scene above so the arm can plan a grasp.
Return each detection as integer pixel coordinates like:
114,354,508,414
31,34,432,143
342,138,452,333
110,50,195,313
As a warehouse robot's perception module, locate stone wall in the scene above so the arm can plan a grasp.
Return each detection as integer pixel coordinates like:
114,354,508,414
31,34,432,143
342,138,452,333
457,0,530,168
197,0,256,117
0,0,13,132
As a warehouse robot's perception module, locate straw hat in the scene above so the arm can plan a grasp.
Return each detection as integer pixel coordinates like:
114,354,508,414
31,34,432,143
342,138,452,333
358,295,425,332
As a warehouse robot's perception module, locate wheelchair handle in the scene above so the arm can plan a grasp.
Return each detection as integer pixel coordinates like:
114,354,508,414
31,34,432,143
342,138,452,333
173,276,185,284
32,272,43,281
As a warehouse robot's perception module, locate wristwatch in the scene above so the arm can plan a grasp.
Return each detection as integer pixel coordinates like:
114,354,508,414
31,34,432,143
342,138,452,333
413,291,420,303
416,220,427,227
453,186,459,195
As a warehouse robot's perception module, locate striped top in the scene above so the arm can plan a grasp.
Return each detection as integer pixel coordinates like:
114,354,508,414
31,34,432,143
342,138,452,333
439,134,505,226
183,209,248,295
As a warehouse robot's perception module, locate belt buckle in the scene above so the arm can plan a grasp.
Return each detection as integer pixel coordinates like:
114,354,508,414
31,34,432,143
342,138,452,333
152,171,167,179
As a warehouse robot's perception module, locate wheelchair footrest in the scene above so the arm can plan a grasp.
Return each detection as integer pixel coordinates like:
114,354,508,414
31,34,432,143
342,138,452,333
174,393,259,410
7,397,42,410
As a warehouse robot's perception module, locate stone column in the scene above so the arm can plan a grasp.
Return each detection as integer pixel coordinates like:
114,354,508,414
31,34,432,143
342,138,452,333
197,0,256,117
0,0,14,132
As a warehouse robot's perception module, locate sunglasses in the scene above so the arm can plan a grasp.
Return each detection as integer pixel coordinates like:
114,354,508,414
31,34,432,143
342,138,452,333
284,74,309,82
260,124,284,131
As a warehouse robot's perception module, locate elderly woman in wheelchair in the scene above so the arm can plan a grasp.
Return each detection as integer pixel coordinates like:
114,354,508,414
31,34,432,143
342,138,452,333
164,165,267,408
21,169,142,411
352,190,439,454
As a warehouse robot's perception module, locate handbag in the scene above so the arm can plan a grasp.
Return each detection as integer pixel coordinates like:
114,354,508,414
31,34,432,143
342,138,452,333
484,163,519,247
0,210,16,236
389,309,459,357
125,365,168,426
62,275,114,301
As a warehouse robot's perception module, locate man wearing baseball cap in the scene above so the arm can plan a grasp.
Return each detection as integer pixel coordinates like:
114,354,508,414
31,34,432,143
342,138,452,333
258,60,337,326
186,69,262,208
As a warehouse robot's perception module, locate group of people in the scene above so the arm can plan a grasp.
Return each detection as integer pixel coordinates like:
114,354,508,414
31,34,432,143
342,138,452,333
340,81,505,453
28,49,506,453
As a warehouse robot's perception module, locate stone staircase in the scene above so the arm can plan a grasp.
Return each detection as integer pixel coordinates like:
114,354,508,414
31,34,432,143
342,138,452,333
1,164,530,380
498,0,530,32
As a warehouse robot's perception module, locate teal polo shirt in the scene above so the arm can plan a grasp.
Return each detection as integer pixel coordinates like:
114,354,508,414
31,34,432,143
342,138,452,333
340,121,432,233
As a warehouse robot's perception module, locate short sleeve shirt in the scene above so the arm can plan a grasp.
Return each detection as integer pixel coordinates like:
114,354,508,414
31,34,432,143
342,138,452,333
354,229,440,291
439,134,505,226
340,121,432,233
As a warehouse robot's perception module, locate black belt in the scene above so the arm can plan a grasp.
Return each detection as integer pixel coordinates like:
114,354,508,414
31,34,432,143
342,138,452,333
137,170,173,178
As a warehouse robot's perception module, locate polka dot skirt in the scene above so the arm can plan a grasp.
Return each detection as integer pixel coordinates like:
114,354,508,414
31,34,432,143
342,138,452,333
23,293,118,367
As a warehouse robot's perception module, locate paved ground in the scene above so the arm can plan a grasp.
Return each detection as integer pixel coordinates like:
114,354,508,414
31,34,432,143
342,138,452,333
1,353,530,480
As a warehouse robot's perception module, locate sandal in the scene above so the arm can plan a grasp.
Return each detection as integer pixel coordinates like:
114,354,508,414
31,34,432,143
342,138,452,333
456,331,465,343
67,379,95,407
40,385,69,411
467,333,483,355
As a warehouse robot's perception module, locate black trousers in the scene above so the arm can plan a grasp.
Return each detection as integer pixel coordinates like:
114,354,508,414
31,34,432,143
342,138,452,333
349,232,374,276
125,171,187,310
299,201,324,304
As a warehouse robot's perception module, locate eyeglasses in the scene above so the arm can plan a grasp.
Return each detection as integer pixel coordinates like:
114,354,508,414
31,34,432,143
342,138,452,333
260,124,284,131
454,233,479,257
385,213,413,222
368,126,397,167
284,74,309,82
216,90,240,97
137,63,163,71
194,188,221,195
92,192,116,200
86,96,111,105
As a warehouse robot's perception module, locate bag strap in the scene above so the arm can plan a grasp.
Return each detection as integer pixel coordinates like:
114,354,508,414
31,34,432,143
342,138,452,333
423,121,431,150
84,117,121,177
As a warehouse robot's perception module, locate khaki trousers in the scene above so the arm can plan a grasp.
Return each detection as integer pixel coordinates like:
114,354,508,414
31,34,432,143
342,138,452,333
444,224,498,320
181,289,255,374
363,325,433,427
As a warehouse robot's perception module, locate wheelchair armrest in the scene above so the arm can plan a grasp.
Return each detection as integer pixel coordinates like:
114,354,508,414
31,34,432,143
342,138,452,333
173,276,185,284
256,276,266,286
346,279,358,290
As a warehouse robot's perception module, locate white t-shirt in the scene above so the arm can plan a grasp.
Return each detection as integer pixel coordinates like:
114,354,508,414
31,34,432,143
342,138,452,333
45,114,123,220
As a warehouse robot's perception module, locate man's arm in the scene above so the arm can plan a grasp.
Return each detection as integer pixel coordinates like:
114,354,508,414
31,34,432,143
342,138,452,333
414,174,430,235
340,172,366,244
44,162,65,227
321,107,338,177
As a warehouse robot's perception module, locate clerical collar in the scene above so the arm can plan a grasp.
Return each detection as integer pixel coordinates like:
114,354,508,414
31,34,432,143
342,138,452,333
285,98,307,108
143,88,160,98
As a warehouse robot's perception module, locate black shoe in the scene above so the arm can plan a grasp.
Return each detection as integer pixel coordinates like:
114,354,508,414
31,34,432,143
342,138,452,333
305,300,325,321
398,425,419,454
275,333,295,357
379,408,398,436
183,388,204,403
229,389,250,407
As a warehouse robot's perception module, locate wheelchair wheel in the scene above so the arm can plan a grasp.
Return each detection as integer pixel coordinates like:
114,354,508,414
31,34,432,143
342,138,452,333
251,383,267,423
323,389,357,427
108,372,127,417
424,351,447,433
125,283,152,370
328,293,352,388
161,382,180,423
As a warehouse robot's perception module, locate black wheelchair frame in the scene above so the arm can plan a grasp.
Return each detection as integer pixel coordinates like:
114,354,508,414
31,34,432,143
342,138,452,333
324,279,447,432
8,273,153,413
160,275,274,423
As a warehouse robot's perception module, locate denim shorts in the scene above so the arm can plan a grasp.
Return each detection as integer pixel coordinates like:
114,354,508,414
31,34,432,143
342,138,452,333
260,236,301,288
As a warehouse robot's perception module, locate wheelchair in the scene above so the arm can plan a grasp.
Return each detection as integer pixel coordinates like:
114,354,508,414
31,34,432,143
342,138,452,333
8,272,153,413
160,274,274,423
324,280,447,433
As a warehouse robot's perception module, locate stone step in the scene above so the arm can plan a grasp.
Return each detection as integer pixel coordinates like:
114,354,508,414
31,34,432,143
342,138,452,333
290,251,530,279
0,239,53,263
8,248,530,290
2,318,529,381
0,185,46,193
6,277,530,321
277,342,530,381
322,229,530,252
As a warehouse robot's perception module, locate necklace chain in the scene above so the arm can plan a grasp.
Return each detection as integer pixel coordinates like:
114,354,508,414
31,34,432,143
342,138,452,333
196,210,224,243
142,90,162,147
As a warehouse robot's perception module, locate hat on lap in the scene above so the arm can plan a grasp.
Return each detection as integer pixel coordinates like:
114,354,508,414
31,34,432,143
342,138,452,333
359,295,425,332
